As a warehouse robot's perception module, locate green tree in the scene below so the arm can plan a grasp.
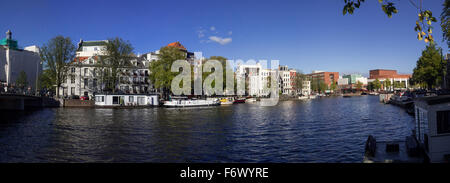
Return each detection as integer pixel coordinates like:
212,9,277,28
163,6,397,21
40,36,76,98
412,44,444,90
441,0,450,89
102,37,134,93
202,56,230,94
367,82,374,91
16,71,28,90
384,79,391,91
356,81,363,90
149,46,185,99
319,80,328,94
441,0,450,48
39,69,54,91
373,79,381,91
343,0,437,43
330,81,337,92
293,71,306,95
311,78,319,93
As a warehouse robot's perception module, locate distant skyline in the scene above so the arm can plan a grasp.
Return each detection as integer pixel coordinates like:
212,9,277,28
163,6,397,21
0,0,447,75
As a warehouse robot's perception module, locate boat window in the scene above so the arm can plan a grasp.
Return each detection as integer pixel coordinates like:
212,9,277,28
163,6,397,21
113,96,119,104
95,96,104,102
129,96,134,102
415,108,429,143
437,110,450,134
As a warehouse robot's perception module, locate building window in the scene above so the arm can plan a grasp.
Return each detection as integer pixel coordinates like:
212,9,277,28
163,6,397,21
71,67,76,73
70,87,75,95
129,96,134,102
84,68,88,76
71,76,75,83
437,111,450,134
84,78,88,89
93,79,97,88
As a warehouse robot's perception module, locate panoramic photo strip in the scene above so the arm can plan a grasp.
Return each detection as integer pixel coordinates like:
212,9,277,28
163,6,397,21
0,0,449,182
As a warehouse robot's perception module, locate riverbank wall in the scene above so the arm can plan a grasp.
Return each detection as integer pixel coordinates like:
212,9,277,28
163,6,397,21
61,99,94,107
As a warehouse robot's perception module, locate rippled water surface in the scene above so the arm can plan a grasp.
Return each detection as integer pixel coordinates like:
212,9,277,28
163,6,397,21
0,96,415,162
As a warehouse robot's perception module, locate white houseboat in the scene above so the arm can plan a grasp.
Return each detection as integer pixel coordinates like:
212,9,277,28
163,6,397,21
94,94,159,107
414,95,450,163
164,98,220,107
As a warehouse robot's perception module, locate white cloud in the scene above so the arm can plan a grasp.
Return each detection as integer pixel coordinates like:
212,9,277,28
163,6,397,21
197,29,205,38
210,26,216,31
209,36,232,45
228,31,232,35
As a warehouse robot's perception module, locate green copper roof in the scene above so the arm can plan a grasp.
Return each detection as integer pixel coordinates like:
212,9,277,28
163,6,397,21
0,38,18,50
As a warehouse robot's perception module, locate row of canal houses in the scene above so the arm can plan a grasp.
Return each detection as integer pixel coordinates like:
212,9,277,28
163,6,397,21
60,39,309,99
58,40,194,98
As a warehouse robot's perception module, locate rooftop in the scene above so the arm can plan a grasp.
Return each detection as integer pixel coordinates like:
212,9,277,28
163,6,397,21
166,41,186,50
77,40,108,51
415,95,450,106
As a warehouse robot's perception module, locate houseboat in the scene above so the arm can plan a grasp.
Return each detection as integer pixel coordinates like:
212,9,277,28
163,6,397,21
414,95,450,163
163,98,220,107
94,94,159,107
363,95,450,163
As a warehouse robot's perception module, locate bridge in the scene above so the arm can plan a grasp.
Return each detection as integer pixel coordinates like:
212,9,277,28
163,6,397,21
0,94,60,110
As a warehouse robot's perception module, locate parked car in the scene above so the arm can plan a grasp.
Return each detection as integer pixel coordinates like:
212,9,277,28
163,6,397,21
80,95,89,100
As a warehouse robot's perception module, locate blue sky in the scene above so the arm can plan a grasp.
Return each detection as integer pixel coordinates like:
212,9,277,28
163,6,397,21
0,0,447,75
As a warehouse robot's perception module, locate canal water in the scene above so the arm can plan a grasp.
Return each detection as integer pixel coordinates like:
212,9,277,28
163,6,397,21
0,96,415,163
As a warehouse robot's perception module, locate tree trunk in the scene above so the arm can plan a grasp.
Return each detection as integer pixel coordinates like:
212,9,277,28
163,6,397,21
56,83,60,98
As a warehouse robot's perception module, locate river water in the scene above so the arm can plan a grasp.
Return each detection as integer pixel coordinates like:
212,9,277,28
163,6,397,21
0,96,415,163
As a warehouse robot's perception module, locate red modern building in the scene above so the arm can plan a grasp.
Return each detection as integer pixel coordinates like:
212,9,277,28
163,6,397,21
368,69,411,89
307,71,339,88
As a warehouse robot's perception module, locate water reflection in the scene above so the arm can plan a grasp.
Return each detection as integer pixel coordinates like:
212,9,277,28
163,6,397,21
0,96,415,162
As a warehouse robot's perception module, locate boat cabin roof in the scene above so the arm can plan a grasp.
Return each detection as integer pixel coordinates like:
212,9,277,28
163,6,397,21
415,95,450,108
95,94,158,96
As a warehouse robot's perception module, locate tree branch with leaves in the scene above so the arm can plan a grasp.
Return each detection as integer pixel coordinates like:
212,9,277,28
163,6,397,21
343,0,437,43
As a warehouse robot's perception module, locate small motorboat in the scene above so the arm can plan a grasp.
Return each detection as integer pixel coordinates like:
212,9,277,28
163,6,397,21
246,97,257,102
220,98,234,105
233,98,246,104
298,96,309,100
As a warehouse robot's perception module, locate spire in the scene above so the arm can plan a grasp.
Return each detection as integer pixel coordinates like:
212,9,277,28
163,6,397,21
6,30,12,40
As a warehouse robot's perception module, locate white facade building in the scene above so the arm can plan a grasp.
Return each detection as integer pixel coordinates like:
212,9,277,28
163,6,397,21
58,40,154,98
236,63,263,96
338,78,349,86
236,63,302,96
301,80,311,96
0,30,42,93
